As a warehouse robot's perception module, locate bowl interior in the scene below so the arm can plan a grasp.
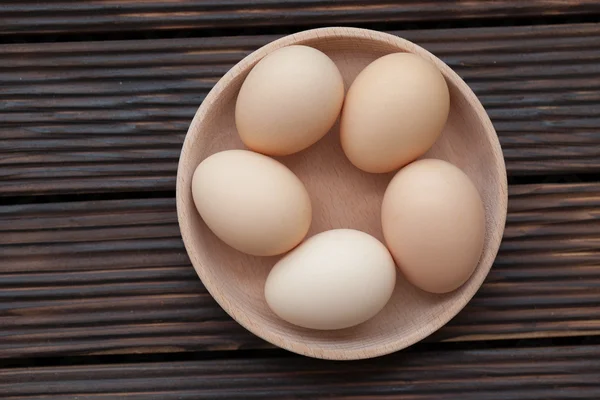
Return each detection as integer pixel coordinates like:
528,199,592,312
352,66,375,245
177,28,507,360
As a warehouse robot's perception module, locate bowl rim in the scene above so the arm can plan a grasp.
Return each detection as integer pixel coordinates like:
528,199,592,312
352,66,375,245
176,26,508,360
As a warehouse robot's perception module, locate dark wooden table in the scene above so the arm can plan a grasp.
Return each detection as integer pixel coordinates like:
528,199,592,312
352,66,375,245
2,1,600,398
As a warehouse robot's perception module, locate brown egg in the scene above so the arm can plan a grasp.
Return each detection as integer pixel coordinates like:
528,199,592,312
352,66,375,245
340,53,450,173
235,45,345,156
381,159,485,293
192,150,312,256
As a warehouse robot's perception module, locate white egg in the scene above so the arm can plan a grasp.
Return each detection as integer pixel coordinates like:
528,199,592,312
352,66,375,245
265,229,396,330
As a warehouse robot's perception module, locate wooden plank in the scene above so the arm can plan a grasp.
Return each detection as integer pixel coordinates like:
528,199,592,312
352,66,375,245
2,23,600,196
2,183,600,358
2,345,600,399
1,1,599,36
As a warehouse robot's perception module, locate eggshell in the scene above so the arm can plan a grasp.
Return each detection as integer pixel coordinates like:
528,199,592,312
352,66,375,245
381,159,485,294
340,53,450,173
235,45,345,156
191,149,311,256
265,229,396,330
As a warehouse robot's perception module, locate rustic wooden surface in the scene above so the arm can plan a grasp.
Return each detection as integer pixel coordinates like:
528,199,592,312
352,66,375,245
2,345,600,399
3,23,600,196
2,0,600,397
2,183,600,357
2,1,600,35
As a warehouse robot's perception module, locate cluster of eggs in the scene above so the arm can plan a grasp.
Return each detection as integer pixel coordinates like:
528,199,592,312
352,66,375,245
192,45,485,331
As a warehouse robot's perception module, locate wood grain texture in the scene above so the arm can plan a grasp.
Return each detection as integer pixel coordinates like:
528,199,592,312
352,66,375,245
2,23,600,196
2,183,600,358
1,0,599,35
2,345,600,399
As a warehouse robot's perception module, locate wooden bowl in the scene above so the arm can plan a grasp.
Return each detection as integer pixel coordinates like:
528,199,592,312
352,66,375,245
177,27,507,360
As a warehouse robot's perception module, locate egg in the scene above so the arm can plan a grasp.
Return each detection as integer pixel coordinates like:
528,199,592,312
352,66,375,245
265,229,396,330
340,53,450,173
381,159,485,294
235,45,345,156
192,149,311,256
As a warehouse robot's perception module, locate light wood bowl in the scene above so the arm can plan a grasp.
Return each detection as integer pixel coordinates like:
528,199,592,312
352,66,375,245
177,27,507,360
